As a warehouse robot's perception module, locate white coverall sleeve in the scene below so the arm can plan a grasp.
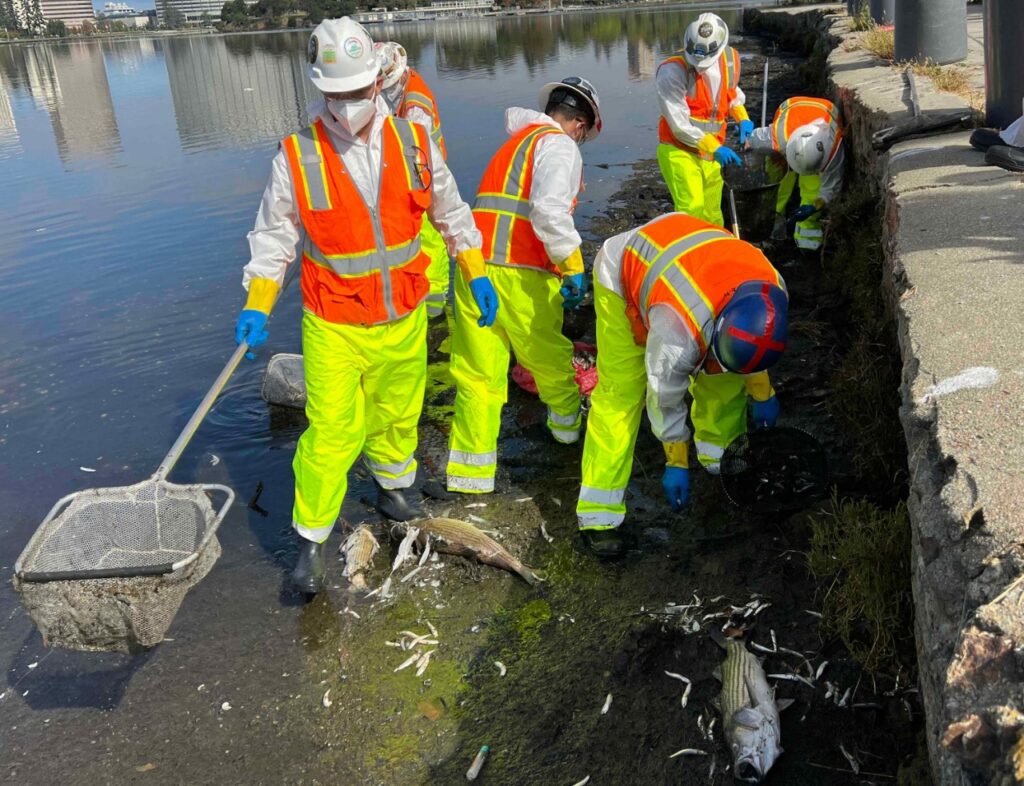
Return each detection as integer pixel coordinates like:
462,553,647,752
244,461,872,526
818,141,845,205
405,104,434,136
425,136,483,256
747,125,775,152
243,149,300,290
729,85,746,112
656,62,705,149
528,134,583,265
645,305,703,444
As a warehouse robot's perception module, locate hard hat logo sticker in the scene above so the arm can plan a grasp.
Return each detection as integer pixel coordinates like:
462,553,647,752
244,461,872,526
698,22,713,37
323,48,336,64
344,37,364,59
308,35,318,64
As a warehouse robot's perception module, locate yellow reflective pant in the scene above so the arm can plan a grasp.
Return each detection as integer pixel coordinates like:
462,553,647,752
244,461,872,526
447,264,581,493
776,170,824,250
292,307,427,542
577,284,751,529
657,142,725,227
421,217,450,318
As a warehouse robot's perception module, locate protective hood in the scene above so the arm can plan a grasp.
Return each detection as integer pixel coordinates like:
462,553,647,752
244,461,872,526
504,107,560,136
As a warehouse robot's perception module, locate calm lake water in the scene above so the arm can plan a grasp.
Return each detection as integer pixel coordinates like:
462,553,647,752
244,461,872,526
0,7,785,781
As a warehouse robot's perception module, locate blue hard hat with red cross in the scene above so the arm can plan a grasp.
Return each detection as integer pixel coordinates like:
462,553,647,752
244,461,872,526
712,281,789,374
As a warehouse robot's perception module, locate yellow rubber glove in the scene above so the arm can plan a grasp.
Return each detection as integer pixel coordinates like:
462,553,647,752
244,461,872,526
555,248,584,277
743,371,775,402
697,134,722,156
244,277,280,314
663,441,689,468
731,104,750,123
455,248,487,281
813,197,827,211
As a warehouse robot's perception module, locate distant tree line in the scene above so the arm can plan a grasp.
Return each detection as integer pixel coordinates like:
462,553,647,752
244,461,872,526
219,0,356,29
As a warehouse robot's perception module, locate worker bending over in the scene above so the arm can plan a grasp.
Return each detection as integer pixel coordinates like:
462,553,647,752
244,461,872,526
576,212,788,557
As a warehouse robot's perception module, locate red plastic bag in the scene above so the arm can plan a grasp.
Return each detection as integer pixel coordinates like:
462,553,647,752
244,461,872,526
511,342,598,396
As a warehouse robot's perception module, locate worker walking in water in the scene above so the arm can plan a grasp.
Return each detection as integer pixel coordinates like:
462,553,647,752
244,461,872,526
656,12,751,226
234,18,497,594
446,77,602,494
746,95,845,251
376,40,453,317
576,211,788,558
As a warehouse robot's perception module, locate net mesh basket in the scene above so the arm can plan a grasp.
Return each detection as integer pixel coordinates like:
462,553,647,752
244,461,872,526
720,427,829,514
14,479,231,653
261,352,307,410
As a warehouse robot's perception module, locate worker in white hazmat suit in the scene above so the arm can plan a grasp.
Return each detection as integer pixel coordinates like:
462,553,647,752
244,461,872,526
235,18,495,595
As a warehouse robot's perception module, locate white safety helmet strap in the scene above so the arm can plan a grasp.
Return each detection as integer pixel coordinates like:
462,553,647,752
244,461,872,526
785,120,833,175
683,13,729,70
308,17,380,95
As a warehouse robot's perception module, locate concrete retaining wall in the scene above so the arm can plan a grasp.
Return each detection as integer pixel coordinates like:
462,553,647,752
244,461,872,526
747,7,1024,785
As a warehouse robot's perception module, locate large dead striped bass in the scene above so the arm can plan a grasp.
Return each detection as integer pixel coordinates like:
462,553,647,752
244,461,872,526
397,517,538,585
340,526,379,591
712,632,792,782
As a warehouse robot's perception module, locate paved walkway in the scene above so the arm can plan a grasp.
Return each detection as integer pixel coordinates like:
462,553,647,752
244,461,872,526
748,6,1024,786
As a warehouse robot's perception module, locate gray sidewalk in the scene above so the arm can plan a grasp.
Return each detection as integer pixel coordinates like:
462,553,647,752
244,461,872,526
749,6,1024,786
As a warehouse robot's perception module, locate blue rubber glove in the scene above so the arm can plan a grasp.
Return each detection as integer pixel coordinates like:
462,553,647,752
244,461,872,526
469,276,498,327
662,466,690,513
738,119,755,144
790,204,817,222
559,273,588,310
750,395,780,430
235,309,268,360
713,145,742,168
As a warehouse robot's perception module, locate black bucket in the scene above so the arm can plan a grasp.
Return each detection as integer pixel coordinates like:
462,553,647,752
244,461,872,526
720,159,782,242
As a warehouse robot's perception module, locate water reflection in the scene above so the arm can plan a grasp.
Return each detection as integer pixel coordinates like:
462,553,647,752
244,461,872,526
1,42,121,165
0,70,18,155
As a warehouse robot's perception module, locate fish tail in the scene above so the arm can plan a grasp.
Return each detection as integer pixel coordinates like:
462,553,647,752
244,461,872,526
519,566,540,586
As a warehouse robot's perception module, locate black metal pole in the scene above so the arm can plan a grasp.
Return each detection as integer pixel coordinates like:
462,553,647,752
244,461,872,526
869,0,894,26
894,0,967,66
984,0,1024,129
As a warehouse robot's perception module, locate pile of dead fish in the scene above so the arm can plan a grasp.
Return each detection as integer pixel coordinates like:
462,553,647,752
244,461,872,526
388,621,440,678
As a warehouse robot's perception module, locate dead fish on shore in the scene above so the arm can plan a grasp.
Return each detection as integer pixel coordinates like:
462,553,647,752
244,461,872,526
712,631,793,782
340,526,379,591
395,517,539,585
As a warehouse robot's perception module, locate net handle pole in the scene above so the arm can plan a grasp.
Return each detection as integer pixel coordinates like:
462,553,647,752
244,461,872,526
761,58,769,128
729,188,741,239
155,261,300,481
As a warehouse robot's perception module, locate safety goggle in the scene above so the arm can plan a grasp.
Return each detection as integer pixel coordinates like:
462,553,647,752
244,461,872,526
685,40,720,59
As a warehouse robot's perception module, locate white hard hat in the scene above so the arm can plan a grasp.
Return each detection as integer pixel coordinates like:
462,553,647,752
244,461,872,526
539,76,603,141
785,120,834,175
683,12,729,70
375,41,408,90
307,17,379,94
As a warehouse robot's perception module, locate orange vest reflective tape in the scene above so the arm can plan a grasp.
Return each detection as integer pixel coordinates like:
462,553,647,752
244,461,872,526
473,122,565,275
281,115,433,326
399,68,446,160
771,96,843,167
658,47,741,159
620,213,784,348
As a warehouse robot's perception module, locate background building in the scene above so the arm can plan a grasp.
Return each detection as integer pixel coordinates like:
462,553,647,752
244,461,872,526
156,0,225,25
39,0,95,28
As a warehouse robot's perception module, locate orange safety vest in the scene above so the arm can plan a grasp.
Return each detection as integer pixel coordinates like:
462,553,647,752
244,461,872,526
281,115,433,326
473,122,567,275
620,213,785,352
398,68,447,160
770,96,843,168
657,47,741,160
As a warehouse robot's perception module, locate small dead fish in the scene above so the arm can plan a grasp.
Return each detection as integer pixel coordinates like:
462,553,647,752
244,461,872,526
464,502,487,509
570,777,590,786
399,518,538,585
341,526,380,591
322,689,332,708
391,527,420,572
713,632,792,783
514,497,533,503
669,748,707,758
401,565,423,583
539,522,554,543
426,620,438,638
815,661,829,680
767,673,815,688
394,653,419,672
494,661,507,677
600,693,612,715
415,649,435,677
839,742,860,774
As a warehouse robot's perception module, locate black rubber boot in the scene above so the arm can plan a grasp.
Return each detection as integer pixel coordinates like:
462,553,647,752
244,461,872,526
580,528,627,559
985,144,1024,173
375,480,424,521
290,539,327,595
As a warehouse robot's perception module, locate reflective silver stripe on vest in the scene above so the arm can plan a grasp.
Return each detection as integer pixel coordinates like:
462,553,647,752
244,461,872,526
304,235,422,277
392,117,429,191
292,126,331,211
479,126,558,265
691,116,725,134
431,123,444,149
474,194,533,219
774,99,840,150
632,228,732,332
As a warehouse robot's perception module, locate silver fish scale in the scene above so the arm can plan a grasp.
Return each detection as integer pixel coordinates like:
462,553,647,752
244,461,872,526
721,639,762,720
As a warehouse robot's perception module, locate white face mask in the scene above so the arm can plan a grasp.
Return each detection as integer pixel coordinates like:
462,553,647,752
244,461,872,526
383,83,404,111
327,97,376,135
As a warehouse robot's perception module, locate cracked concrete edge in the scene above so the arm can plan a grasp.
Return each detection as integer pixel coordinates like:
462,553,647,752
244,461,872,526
747,7,1024,786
